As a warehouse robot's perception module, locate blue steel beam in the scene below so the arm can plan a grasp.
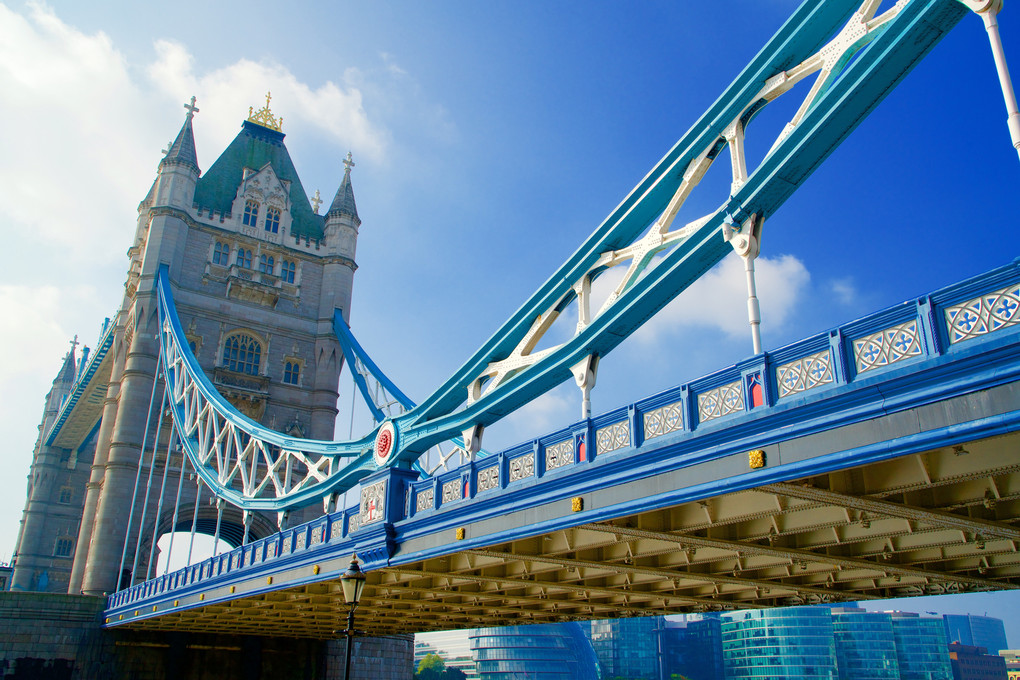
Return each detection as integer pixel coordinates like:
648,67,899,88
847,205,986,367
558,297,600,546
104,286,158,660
156,0,975,510
105,258,1020,627
389,0,969,458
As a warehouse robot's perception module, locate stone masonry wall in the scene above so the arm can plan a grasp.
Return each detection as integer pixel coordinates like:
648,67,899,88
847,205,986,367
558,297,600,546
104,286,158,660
0,592,414,679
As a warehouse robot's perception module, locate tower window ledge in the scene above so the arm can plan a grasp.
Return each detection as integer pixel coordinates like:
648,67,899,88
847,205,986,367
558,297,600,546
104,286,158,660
213,367,270,395
224,267,297,309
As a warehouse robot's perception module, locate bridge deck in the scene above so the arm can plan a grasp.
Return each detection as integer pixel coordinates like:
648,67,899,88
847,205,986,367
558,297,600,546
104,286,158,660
105,260,1020,637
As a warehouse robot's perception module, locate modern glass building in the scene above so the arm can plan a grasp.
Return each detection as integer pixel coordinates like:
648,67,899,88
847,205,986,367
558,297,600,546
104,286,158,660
588,616,661,679
830,606,900,680
721,606,837,679
469,622,601,680
660,615,724,680
944,614,1010,655
889,612,953,680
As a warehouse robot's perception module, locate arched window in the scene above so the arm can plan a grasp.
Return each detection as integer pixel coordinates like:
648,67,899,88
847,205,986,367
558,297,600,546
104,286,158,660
213,241,230,265
242,200,260,227
55,537,74,557
265,207,281,234
58,486,73,504
281,260,296,284
259,254,275,275
236,248,252,269
222,332,262,376
283,361,300,385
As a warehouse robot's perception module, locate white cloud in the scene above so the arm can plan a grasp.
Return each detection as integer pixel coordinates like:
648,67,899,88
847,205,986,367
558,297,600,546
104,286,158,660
495,383,578,447
147,40,390,164
830,277,858,307
633,251,811,344
0,1,399,557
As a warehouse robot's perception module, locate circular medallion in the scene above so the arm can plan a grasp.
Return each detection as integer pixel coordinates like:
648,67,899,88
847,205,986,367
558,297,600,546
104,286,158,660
374,421,397,467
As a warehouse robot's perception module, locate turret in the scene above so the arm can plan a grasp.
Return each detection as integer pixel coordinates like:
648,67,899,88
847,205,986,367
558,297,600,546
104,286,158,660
153,97,201,210
323,152,361,262
10,341,79,592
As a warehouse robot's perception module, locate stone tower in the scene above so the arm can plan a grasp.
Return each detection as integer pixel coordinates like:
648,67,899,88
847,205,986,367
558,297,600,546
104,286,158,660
12,96,362,596
10,344,98,593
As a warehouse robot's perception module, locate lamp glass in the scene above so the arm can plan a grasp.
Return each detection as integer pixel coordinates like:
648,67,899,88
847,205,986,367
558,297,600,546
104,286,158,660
340,558,366,605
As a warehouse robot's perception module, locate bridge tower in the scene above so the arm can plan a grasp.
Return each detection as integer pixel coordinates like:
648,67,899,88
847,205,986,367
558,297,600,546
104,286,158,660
12,96,362,596
9,346,93,592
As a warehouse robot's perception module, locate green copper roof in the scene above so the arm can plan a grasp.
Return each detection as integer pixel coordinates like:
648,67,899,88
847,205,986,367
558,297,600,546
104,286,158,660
194,121,324,239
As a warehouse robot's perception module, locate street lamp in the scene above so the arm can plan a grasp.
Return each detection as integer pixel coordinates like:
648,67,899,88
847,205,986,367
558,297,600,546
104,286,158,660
339,554,367,680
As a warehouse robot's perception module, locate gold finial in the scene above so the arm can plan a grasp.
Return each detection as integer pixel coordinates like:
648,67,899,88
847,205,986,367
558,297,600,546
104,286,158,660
246,90,283,131
311,189,322,214
343,151,355,172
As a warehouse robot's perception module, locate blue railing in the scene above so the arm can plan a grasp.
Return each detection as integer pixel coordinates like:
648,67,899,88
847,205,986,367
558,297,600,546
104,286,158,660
108,259,1020,613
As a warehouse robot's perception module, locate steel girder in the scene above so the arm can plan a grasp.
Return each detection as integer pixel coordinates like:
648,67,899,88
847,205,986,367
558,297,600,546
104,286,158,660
156,0,972,511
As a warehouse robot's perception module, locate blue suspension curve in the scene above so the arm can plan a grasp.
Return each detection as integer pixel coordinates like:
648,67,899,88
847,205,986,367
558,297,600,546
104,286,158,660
157,0,971,511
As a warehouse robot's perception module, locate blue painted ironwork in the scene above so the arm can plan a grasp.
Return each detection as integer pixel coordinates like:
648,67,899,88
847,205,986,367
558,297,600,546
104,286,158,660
45,317,114,446
107,258,1020,621
150,0,972,512
332,310,414,421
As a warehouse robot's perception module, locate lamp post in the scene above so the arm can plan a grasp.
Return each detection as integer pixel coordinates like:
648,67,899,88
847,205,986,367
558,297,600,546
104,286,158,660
339,554,367,680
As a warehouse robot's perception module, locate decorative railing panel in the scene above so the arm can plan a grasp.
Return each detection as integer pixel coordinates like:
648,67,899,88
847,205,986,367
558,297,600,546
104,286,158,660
945,282,1020,344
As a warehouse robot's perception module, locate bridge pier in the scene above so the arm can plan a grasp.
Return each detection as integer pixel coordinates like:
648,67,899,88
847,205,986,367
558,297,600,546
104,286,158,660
0,592,413,679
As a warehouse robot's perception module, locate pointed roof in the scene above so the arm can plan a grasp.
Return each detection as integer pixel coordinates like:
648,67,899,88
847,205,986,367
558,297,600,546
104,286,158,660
193,120,323,239
54,349,76,385
161,97,200,173
326,152,361,225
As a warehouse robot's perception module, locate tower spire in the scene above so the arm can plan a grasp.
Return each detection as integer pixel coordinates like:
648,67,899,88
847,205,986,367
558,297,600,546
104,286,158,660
327,151,360,224
161,96,200,173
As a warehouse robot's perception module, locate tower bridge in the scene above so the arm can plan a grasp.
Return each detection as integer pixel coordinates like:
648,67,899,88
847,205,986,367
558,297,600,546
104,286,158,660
104,259,1020,637
9,0,1020,673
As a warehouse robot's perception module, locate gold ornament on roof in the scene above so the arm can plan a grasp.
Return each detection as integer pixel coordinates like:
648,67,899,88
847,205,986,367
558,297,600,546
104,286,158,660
247,91,283,131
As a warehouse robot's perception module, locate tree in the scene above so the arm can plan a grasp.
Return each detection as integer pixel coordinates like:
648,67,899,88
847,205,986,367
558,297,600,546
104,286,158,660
415,653,446,680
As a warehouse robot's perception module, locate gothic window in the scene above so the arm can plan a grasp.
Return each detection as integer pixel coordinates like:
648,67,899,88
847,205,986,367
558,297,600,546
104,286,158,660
243,200,260,227
265,207,281,234
58,486,73,504
281,260,296,284
283,361,300,385
236,248,253,269
222,332,262,376
259,254,275,275
213,241,230,265
54,537,74,557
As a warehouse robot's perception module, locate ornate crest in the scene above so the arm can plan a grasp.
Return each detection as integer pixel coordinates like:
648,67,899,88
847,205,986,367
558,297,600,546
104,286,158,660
247,91,283,131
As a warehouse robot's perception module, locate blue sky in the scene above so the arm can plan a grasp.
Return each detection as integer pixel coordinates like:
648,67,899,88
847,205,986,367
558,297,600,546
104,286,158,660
1,0,1018,640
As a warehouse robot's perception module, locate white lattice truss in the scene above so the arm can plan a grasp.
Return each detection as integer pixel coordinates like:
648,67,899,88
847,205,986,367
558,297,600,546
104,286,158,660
160,315,361,510
465,0,905,405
